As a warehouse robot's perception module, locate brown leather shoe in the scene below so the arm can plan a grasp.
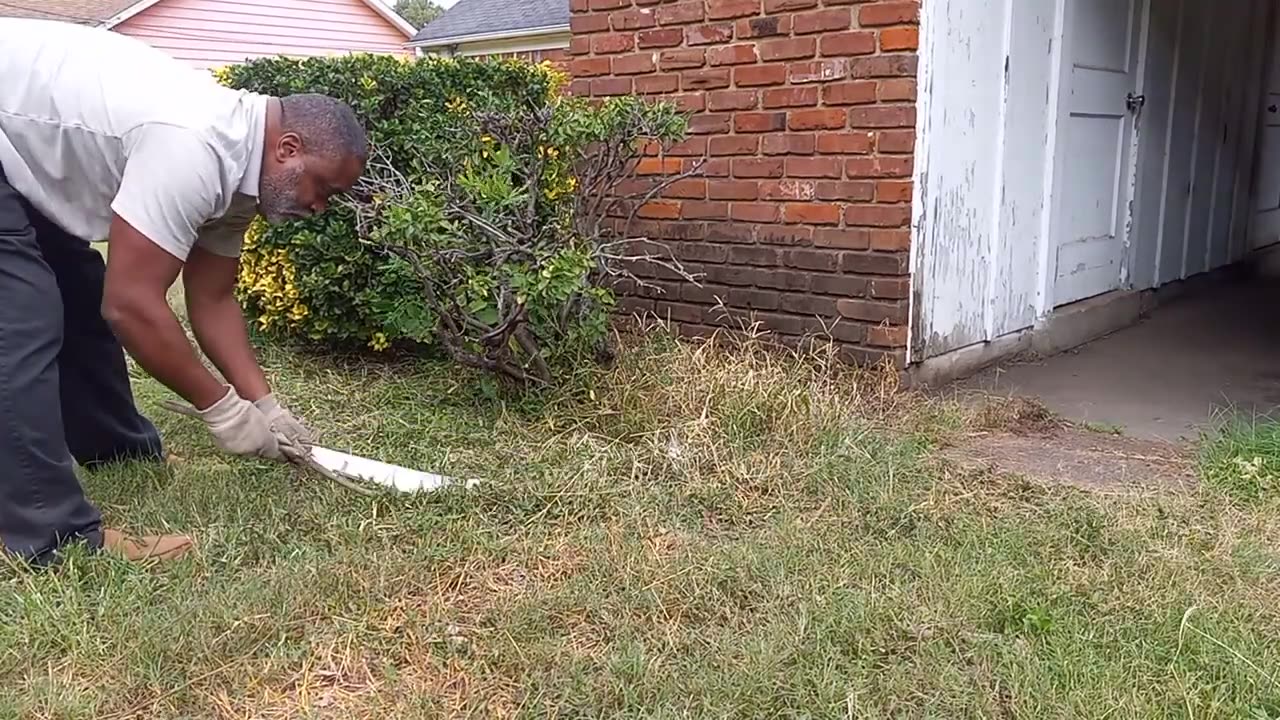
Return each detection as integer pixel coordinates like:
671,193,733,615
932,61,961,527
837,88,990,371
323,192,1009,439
102,529,195,562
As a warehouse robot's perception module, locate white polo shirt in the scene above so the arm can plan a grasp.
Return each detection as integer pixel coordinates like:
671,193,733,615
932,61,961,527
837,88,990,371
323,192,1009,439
0,17,269,260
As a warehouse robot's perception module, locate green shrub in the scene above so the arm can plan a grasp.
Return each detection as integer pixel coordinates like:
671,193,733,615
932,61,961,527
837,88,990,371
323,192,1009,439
218,54,691,382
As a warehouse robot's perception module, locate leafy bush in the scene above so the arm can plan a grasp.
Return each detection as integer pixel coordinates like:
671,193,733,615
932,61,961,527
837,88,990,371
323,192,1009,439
218,54,694,383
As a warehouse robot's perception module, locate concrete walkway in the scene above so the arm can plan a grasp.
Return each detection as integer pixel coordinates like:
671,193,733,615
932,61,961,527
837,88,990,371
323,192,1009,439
958,280,1280,443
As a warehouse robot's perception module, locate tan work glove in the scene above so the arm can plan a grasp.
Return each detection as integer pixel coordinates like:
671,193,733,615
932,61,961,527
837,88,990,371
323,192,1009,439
253,392,313,448
196,386,282,460
253,393,315,459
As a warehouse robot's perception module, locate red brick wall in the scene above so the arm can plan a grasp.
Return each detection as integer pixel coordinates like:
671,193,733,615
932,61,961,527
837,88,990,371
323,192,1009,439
568,0,918,366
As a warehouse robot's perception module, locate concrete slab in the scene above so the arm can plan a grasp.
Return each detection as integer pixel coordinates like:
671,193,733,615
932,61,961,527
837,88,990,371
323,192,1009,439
956,279,1280,443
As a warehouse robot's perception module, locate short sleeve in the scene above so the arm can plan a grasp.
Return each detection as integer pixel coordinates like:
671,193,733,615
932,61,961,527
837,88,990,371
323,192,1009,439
194,192,258,258
195,223,245,259
110,125,223,261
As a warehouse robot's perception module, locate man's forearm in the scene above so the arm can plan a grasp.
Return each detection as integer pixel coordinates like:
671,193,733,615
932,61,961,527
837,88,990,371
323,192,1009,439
103,295,227,410
187,293,270,403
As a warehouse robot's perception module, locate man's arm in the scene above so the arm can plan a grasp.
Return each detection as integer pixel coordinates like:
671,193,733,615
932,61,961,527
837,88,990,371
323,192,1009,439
101,214,227,410
102,126,285,460
182,246,270,402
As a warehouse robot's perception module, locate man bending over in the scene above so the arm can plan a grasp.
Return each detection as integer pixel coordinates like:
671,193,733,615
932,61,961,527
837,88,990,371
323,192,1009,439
0,18,368,564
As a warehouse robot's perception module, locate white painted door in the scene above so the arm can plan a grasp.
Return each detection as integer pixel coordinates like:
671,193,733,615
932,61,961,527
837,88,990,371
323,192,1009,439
1050,0,1144,306
1250,6,1280,251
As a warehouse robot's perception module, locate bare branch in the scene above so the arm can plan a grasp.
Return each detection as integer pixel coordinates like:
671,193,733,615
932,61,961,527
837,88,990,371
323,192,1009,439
621,157,707,243
513,326,552,384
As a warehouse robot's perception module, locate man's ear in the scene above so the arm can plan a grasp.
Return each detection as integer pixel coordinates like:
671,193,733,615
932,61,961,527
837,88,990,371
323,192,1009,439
275,132,302,161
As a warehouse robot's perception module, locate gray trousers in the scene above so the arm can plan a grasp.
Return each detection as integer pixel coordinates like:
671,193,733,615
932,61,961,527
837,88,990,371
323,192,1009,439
0,168,164,564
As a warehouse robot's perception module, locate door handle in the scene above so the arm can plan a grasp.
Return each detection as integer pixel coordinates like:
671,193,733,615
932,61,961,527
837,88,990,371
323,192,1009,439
1126,92,1146,112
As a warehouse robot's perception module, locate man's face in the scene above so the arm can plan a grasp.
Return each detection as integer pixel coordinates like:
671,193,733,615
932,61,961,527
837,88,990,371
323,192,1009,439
259,134,365,224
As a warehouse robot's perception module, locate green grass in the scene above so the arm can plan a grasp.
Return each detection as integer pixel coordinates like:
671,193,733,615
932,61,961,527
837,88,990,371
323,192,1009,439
1199,416,1280,504
1081,421,1125,436
3,327,1280,718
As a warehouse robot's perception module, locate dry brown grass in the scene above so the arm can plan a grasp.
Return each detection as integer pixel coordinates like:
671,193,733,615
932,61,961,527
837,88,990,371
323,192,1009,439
4,323,1280,718
969,395,1062,436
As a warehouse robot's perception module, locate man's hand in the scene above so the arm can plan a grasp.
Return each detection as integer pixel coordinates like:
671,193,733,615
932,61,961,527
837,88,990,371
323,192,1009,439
184,249,313,459
103,214,228,410
194,386,281,460
254,394,315,455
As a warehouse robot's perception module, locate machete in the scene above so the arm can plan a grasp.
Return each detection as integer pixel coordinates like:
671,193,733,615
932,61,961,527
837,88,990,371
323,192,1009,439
160,399,477,495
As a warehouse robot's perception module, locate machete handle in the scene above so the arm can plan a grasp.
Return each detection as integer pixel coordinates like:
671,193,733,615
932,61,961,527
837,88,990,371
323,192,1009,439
157,398,381,496
160,399,201,419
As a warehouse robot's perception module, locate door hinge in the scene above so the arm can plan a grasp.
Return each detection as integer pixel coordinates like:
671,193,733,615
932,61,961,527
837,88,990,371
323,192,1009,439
1126,92,1146,113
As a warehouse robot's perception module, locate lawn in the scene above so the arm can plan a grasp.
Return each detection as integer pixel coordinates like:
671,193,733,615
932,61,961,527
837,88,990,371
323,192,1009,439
2,318,1280,718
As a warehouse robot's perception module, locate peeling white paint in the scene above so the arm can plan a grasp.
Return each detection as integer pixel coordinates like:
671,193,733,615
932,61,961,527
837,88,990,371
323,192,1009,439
778,180,815,201
911,0,1276,364
1046,0,1142,306
910,0,1057,359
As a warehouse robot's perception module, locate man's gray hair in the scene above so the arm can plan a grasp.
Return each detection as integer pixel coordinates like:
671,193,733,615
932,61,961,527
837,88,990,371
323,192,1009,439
280,93,368,162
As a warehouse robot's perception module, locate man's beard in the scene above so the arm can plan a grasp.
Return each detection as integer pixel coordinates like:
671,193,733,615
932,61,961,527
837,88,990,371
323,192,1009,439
259,164,310,224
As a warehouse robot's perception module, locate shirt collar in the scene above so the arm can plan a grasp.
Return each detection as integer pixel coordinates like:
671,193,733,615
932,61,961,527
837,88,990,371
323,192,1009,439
237,94,269,197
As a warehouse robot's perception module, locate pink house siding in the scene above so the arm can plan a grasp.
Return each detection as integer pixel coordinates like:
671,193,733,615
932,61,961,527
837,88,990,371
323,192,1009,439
115,0,411,70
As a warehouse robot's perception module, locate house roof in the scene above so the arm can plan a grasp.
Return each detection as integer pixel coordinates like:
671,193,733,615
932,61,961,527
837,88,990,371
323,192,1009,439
0,0,139,23
408,0,569,47
0,0,416,36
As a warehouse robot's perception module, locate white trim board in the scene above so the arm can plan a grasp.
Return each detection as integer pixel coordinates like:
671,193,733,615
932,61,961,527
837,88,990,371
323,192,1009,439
99,0,164,27
419,34,571,57
359,0,418,38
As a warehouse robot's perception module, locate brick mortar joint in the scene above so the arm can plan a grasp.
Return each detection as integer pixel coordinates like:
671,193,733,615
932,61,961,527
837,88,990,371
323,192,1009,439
570,0,920,357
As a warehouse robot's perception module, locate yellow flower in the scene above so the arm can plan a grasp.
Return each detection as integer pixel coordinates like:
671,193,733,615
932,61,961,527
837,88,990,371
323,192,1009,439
211,65,233,87
369,332,390,351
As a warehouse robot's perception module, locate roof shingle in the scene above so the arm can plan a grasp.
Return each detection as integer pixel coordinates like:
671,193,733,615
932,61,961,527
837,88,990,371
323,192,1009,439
0,0,141,23
409,0,568,45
